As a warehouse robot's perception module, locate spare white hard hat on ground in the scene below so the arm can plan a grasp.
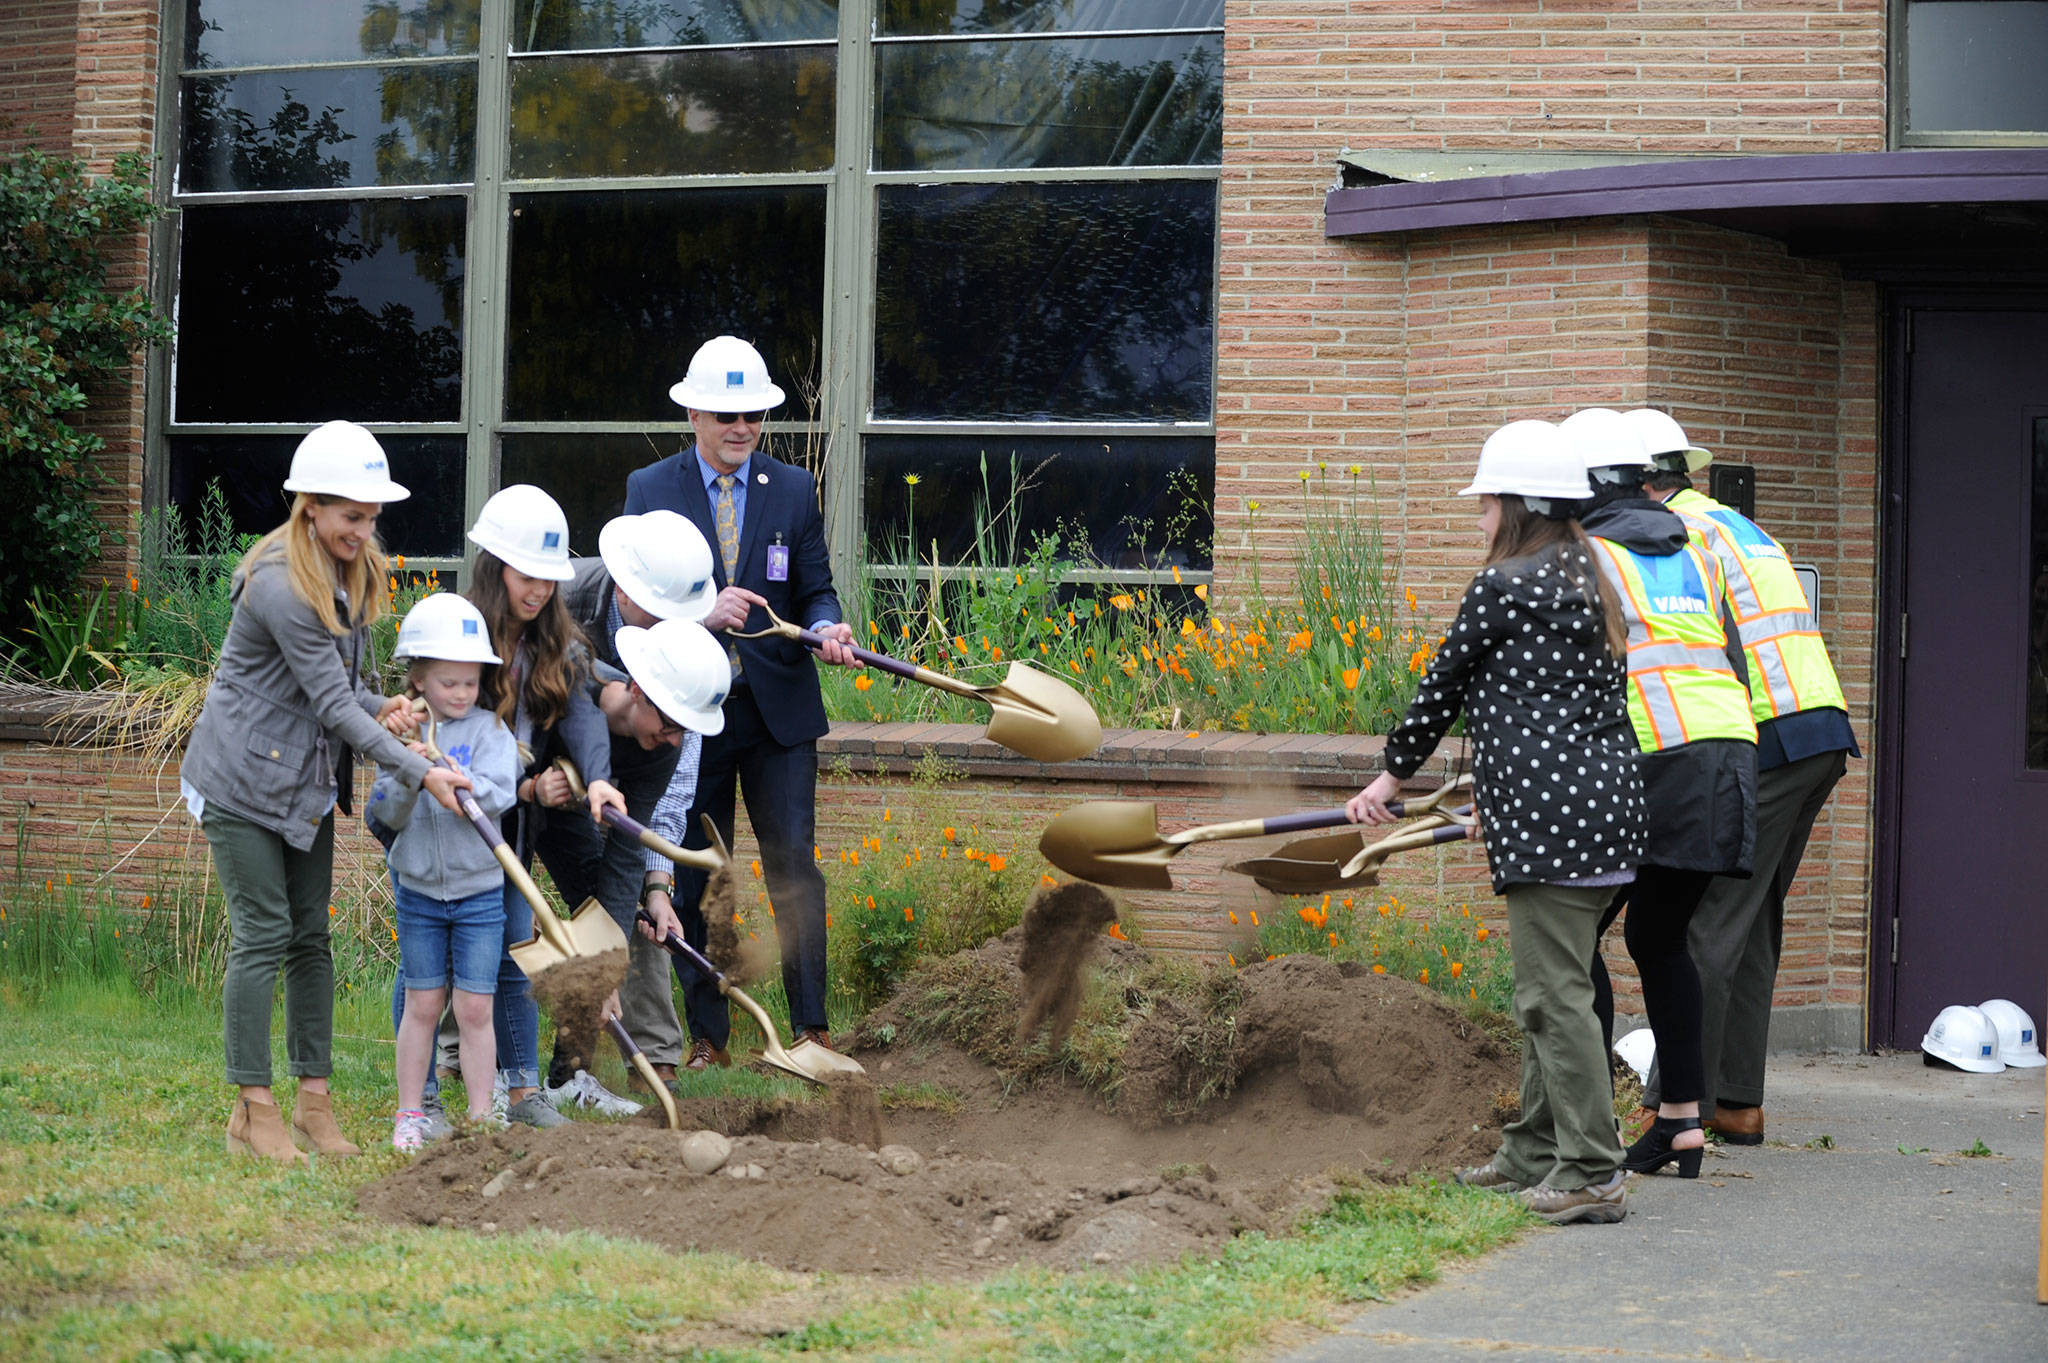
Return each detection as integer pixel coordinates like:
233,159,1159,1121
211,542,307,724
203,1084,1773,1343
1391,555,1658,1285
598,511,717,622
283,420,410,503
668,335,786,413
394,592,501,665
1976,998,2046,1068
615,619,732,736
1622,408,1713,473
468,484,575,582
1560,406,1651,473
1920,1004,2006,1073
1460,419,1590,510
1612,1027,1657,1084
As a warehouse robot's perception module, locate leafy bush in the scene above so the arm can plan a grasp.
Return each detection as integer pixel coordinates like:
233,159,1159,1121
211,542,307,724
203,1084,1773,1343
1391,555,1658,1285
0,147,166,640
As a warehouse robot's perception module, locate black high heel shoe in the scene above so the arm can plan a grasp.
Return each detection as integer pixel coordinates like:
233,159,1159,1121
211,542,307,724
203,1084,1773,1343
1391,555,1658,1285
1622,1115,1704,1177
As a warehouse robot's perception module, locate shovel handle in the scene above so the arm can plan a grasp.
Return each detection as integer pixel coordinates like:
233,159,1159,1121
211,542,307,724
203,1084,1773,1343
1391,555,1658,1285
553,758,726,874
603,1014,680,1129
741,609,983,698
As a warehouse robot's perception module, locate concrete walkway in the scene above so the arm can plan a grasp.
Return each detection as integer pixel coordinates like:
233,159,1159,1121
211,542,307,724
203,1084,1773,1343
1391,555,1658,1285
1286,1053,2047,1363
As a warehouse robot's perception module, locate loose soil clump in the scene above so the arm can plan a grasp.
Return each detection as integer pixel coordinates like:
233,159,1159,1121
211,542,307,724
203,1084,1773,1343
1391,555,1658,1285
527,946,628,1074
1015,882,1118,1048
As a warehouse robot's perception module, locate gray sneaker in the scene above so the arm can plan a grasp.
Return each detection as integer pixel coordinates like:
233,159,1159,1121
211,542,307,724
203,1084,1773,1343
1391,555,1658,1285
419,1091,453,1141
1454,1159,1527,1192
505,1092,568,1129
1519,1172,1628,1225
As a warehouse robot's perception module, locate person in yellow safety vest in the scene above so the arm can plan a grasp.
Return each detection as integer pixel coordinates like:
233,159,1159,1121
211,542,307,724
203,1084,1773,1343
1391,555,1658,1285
1624,407,1859,1150
1564,406,1758,1181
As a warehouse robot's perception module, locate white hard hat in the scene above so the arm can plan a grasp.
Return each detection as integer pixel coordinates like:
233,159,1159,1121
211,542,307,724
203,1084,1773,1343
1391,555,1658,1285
1622,408,1713,473
467,484,574,582
668,335,786,413
1612,1027,1657,1084
1560,407,1651,471
1459,420,1591,502
393,592,500,664
597,511,717,622
614,619,730,736
1921,1005,2006,1074
1976,998,2047,1068
282,421,410,503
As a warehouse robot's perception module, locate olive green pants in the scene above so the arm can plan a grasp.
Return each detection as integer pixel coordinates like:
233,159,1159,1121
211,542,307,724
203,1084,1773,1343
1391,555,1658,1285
1495,881,1624,1190
205,808,337,1086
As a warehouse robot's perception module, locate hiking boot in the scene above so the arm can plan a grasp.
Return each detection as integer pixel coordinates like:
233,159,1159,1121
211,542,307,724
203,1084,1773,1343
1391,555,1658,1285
546,1069,642,1117
1519,1173,1629,1225
1706,1104,1764,1146
226,1096,308,1167
505,1092,568,1129
289,1089,361,1158
1453,1159,1526,1192
682,1040,729,1073
392,1110,434,1154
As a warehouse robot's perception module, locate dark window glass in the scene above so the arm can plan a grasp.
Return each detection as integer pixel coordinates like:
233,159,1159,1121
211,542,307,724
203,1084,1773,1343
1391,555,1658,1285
2027,417,2048,767
1906,2,2048,135
501,432,682,553
513,0,838,49
880,0,1222,36
873,180,1215,421
180,65,477,192
876,34,1219,170
509,49,835,178
505,187,826,422
863,434,1211,569
175,198,466,423
167,434,467,557
186,0,481,68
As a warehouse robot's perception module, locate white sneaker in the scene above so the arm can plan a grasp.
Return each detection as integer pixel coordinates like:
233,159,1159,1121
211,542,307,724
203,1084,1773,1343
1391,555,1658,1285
392,1111,433,1153
544,1069,642,1117
490,1077,508,1125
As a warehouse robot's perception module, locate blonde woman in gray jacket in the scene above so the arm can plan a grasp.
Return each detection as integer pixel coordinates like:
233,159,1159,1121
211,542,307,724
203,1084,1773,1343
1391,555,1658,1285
180,422,470,1165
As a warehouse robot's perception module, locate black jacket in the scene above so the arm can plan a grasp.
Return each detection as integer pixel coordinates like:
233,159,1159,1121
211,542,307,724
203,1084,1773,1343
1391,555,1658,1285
1580,497,1756,875
1384,544,1646,892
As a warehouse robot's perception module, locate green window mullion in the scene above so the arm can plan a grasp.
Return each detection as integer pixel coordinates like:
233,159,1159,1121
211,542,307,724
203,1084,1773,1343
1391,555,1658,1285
825,0,879,605
465,0,516,542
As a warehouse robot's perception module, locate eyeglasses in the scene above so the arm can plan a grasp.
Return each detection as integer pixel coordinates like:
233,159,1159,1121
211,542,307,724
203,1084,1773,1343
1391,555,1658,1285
711,410,766,426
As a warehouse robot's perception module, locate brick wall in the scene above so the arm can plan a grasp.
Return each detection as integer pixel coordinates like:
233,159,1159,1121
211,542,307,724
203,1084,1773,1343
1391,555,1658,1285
0,0,77,153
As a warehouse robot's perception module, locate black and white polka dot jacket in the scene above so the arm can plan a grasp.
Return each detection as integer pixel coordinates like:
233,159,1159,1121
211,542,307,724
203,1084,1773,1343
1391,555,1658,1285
1384,546,1647,892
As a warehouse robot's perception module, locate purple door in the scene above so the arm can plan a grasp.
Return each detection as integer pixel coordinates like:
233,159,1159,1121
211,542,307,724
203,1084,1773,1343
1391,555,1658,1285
1890,308,2048,1044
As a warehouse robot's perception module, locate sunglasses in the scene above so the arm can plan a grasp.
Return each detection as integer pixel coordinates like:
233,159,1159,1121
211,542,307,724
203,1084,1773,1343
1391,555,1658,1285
711,410,767,426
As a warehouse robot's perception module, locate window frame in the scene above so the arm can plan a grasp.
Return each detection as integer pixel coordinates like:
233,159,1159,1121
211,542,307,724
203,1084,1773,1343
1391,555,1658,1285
1892,0,2048,147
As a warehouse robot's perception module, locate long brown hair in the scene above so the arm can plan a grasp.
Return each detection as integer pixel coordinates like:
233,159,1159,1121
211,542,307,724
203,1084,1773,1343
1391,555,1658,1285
467,549,587,731
237,493,390,634
1483,495,1628,659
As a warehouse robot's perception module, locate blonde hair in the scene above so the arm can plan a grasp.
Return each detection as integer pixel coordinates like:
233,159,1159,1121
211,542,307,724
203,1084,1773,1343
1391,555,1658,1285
238,492,391,635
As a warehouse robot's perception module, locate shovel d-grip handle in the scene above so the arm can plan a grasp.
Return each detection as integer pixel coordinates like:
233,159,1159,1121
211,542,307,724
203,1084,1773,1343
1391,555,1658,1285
552,757,725,873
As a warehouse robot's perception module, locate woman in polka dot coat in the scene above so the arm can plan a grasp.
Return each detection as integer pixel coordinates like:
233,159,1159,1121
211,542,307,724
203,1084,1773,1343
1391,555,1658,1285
1351,420,1645,1225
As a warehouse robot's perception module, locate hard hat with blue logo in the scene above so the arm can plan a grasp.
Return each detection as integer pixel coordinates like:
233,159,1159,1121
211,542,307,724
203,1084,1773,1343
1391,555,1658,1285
614,618,732,736
394,592,501,664
468,484,575,582
283,420,411,503
597,511,717,623
668,335,786,413
1976,998,2046,1068
1920,1004,2006,1074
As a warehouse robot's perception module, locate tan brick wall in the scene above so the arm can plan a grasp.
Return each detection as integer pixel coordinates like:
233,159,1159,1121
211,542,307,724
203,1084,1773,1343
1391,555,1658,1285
0,0,78,154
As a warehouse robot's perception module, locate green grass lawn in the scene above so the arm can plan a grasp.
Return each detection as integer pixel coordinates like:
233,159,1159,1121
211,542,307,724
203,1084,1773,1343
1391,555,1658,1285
0,977,1529,1362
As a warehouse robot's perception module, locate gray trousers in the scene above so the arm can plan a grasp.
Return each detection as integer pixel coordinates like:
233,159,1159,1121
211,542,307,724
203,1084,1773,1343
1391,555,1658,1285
206,808,336,1086
1496,881,1624,1189
1643,748,1847,1111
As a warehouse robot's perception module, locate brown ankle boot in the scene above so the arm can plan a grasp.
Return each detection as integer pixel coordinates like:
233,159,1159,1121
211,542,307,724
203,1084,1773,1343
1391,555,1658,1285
290,1089,362,1158
227,1096,308,1166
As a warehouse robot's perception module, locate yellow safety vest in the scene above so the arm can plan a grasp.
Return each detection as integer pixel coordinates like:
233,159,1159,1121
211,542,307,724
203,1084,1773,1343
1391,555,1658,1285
1665,488,1848,724
1589,532,1759,753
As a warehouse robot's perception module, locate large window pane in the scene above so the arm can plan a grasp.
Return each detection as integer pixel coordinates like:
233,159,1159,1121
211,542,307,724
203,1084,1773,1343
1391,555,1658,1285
509,49,834,178
864,434,1212,568
186,0,481,68
880,0,1222,36
877,34,1219,170
175,198,466,423
167,434,467,557
180,65,476,192
1906,2,2048,135
513,0,838,50
502,432,680,553
505,187,826,422
874,180,1215,421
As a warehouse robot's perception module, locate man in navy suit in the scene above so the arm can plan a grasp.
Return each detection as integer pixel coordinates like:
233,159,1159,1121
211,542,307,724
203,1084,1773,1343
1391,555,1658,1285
625,335,863,1075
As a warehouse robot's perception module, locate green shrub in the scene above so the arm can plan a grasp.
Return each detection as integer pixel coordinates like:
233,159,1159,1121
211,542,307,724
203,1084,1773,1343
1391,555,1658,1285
1252,889,1514,1022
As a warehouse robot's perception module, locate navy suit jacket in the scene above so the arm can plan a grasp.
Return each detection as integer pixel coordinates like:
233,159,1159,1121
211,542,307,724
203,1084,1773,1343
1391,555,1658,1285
623,446,840,747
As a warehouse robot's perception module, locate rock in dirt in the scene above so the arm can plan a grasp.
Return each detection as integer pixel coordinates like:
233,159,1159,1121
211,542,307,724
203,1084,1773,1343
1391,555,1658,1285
877,1144,922,1176
681,1130,732,1174
481,1168,514,1199
1016,883,1119,1049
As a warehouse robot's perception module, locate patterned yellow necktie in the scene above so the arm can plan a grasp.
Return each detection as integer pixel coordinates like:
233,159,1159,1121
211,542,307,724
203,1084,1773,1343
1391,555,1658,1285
714,474,742,674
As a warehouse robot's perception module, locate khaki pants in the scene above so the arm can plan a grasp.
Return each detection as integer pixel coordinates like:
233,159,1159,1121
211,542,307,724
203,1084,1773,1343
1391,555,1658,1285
1495,881,1624,1189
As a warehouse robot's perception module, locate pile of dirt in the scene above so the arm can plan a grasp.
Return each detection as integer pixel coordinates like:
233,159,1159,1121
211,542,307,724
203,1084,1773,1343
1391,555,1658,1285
362,935,1518,1279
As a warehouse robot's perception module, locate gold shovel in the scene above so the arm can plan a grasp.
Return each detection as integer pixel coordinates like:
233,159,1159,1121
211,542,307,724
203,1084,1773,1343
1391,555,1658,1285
1224,816,1475,895
730,605,1103,763
412,708,679,1129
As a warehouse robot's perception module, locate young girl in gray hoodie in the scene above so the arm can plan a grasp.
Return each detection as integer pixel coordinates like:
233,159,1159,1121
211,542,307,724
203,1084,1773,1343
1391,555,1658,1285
370,594,520,1151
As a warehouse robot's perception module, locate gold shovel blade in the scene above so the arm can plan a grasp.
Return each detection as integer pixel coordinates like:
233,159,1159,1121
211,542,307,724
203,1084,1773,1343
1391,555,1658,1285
1037,800,1177,889
507,897,631,981
977,661,1104,764
1223,829,1381,895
